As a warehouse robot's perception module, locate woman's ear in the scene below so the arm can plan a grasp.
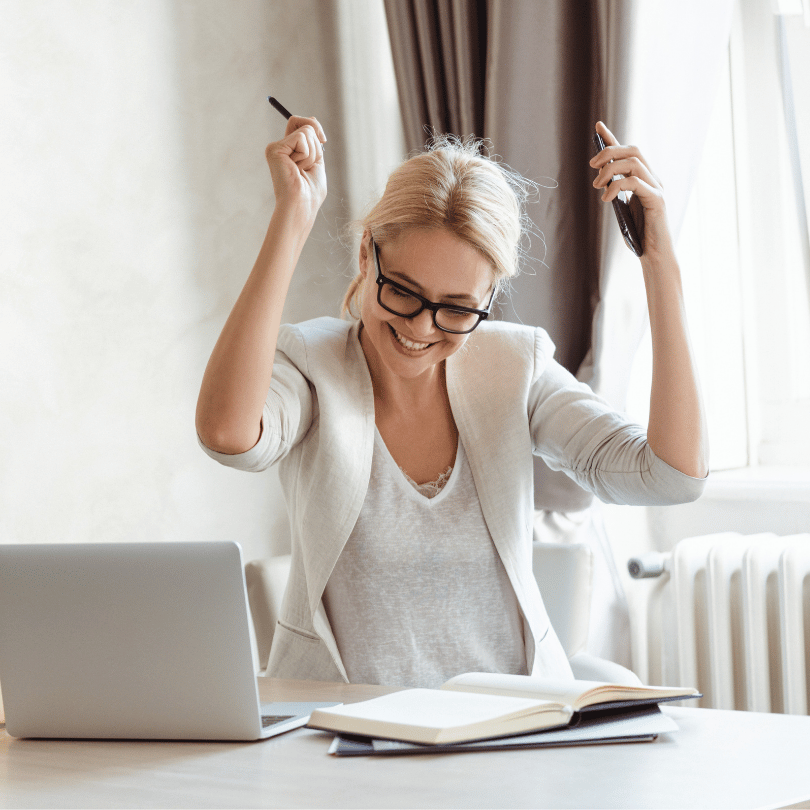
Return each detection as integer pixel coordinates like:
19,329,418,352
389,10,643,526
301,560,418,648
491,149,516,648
358,230,372,279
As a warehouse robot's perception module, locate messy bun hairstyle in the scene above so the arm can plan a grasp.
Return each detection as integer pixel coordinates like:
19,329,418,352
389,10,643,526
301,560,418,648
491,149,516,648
342,134,538,318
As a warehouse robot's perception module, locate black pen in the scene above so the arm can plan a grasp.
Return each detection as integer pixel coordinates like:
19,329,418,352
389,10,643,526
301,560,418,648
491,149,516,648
268,96,293,119
268,96,325,150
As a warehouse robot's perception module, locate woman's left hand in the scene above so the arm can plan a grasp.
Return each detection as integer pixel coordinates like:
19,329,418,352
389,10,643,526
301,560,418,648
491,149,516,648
589,121,673,260
590,123,709,479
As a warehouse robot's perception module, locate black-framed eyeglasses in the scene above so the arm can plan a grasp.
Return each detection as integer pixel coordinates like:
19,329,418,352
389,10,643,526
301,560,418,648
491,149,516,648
371,238,495,335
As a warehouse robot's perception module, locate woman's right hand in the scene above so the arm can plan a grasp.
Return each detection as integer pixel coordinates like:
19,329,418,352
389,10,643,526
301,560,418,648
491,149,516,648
265,116,327,222
197,115,327,455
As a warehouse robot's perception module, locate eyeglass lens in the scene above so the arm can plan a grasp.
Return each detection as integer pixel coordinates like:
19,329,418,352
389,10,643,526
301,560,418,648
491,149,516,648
378,282,481,332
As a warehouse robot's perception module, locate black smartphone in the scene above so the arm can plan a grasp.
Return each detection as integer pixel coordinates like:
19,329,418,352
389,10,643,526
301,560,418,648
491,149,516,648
592,132,644,257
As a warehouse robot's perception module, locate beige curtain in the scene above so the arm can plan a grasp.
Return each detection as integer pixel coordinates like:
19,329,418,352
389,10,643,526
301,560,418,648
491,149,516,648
484,0,607,513
383,0,487,149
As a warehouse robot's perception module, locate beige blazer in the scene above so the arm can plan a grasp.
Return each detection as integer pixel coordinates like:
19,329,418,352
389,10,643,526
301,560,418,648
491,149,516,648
200,317,705,682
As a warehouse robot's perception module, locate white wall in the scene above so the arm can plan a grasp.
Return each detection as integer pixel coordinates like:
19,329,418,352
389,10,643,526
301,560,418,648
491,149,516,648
0,0,402,562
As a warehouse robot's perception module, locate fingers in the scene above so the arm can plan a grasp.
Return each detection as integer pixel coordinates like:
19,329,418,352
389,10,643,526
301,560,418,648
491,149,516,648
599,174,662,209
284,115,327,147
590,142,648,174
295,126,323,170
592,156,659,193
277,124,324,173
591,121,645,172
280,116,326,173
590,122,663,190
595,120,619,147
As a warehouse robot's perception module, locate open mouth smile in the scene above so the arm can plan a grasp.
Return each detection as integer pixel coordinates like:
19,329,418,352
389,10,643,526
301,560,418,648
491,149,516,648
388,324,435,352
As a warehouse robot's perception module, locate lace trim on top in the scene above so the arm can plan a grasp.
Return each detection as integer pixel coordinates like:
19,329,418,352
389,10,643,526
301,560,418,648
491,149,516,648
400,466,454,499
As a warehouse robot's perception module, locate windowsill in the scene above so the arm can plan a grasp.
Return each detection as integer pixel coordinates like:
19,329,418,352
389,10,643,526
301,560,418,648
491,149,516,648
703,466,810,503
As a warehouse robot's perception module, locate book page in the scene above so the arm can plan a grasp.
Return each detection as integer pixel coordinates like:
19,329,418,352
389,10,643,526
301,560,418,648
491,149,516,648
310,688,563,732
441,673,697,710
442,673,590,706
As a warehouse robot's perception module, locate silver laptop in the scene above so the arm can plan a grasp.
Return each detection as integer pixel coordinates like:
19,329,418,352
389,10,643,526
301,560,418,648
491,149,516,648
0,541,336,740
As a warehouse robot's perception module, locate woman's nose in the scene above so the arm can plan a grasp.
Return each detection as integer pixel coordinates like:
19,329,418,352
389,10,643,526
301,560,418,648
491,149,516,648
410,308,436,337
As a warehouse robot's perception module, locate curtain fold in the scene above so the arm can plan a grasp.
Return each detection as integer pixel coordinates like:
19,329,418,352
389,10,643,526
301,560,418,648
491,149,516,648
383,0,486,150
485,0,603,514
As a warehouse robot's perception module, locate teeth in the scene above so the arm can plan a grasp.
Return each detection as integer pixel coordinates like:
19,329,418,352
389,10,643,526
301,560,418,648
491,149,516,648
392,327,431,351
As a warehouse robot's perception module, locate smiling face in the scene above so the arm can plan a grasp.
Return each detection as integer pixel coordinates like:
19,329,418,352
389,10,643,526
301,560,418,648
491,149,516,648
357,227,496,384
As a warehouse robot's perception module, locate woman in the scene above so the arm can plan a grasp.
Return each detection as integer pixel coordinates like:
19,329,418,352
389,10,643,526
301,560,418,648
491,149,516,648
196,115,708,688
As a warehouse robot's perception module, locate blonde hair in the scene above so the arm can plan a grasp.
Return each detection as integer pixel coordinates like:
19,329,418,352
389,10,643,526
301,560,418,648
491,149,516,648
341,134,537,318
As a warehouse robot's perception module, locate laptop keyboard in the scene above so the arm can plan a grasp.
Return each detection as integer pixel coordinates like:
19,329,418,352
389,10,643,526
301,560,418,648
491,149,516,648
261,714,296,728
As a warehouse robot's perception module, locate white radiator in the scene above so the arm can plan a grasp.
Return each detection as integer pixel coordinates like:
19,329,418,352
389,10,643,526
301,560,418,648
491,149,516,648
629,533,810,714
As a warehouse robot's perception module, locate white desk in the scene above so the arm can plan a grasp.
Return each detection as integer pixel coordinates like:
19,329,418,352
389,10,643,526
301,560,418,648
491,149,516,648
2,678,810,809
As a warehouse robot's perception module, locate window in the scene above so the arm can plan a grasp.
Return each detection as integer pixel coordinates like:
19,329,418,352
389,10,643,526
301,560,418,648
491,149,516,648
625,0,810,471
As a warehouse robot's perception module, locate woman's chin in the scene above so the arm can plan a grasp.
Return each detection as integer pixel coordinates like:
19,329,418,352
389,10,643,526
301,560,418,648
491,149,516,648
370,323,442,379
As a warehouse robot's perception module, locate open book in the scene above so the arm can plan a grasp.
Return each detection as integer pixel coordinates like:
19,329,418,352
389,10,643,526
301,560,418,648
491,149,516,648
306,672,699,746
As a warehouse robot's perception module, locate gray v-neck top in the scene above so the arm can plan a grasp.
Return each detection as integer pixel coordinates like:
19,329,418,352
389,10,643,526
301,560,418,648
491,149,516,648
322,429,528,688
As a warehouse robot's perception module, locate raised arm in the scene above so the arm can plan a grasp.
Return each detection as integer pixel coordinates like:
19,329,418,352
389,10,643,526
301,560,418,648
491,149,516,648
590,121,709,479
195,116,327,455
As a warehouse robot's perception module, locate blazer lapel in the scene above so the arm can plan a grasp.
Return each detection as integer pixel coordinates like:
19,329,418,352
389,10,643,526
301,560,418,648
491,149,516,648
303,322,375,679
446,325,550,669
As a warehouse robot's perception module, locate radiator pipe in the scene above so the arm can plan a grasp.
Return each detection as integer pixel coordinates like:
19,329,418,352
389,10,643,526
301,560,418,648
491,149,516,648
627,552,670,579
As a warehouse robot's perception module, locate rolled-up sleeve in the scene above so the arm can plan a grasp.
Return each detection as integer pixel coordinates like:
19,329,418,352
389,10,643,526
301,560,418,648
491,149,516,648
197,331,314,473
528,330,706,506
